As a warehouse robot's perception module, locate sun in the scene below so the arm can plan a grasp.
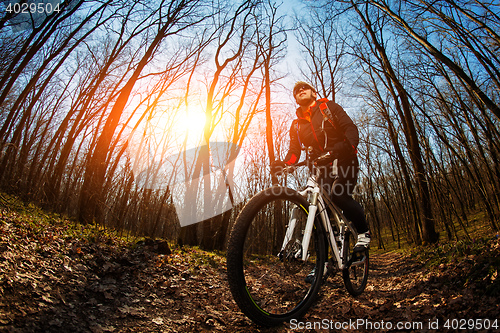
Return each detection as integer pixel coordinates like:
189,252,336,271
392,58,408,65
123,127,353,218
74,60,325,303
178,109,206,133
174,108,208,145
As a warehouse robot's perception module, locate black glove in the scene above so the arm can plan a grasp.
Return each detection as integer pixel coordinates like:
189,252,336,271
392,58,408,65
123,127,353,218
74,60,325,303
270,160,286,175
331,141,355,157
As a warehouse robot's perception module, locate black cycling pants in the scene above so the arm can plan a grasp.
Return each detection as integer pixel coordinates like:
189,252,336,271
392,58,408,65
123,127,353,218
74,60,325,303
317,156,369,234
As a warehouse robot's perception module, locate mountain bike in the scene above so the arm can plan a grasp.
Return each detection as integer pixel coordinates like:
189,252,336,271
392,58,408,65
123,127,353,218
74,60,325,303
226,151,369,327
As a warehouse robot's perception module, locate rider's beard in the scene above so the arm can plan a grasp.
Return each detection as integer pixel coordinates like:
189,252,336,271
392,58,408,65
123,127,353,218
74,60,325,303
295,91,316,107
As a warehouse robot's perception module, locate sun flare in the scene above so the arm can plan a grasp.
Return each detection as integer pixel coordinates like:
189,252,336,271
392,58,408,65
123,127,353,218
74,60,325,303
177,109,207,135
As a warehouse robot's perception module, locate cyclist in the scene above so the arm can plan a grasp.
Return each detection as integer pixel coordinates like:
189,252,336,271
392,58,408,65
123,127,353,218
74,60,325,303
272,81,370,251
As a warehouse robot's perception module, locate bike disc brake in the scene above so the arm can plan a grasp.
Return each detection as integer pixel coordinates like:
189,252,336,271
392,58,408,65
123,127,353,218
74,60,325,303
282,240,305,274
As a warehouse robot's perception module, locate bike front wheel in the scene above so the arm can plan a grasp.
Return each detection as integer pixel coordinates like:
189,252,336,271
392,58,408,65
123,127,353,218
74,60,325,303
226,186,326,327
342,230,369,296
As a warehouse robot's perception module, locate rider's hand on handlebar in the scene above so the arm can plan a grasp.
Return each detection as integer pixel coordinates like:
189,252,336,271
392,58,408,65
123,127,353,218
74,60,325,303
331,141,356,157
314,151,338,166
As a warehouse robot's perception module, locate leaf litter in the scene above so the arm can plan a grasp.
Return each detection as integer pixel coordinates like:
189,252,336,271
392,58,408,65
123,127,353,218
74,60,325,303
0,207,499,332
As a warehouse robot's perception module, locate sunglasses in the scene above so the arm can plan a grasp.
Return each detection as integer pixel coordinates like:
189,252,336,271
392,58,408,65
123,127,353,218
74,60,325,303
294,85,312,96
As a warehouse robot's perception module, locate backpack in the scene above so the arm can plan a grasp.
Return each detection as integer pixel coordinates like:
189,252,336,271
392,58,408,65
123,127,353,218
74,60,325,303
317,98,340,130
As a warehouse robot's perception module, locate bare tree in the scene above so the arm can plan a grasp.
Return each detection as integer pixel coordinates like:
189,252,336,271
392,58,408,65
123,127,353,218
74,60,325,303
79,0,207,224
180,0,264,249
294,9,348,101
0,0,85,143
366,0,500,120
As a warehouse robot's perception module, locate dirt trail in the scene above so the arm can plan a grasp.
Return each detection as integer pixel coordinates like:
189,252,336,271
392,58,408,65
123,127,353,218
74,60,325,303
1,213,499,332
301,251,499,333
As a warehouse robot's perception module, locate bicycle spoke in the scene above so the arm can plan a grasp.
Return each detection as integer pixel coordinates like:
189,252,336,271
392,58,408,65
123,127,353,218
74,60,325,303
227,187,326,326
241,198,316,315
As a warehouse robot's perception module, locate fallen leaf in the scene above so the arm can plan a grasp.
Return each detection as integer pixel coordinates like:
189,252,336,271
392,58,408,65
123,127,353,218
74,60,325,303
152,317,164,325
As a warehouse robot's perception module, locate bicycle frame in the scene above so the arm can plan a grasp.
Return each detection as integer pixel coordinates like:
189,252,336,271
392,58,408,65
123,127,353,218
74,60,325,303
279,165,359,270
227,155,370,327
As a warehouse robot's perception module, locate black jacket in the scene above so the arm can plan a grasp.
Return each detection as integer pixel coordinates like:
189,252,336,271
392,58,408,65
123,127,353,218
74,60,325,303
283,98,359,165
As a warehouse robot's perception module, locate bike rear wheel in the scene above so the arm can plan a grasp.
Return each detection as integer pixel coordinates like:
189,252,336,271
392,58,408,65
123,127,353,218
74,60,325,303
342,230,369,296
226,186,326,327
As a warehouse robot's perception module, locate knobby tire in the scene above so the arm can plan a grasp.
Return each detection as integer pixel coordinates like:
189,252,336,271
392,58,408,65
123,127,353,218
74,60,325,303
342,231,369,296
226,186,326,327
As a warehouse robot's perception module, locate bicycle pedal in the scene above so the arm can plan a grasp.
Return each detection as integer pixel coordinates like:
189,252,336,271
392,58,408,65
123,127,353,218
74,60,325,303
350,251,366,262
353,245,368,253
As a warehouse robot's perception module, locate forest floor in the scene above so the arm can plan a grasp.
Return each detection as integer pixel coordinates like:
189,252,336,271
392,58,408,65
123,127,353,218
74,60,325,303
1,198,500,332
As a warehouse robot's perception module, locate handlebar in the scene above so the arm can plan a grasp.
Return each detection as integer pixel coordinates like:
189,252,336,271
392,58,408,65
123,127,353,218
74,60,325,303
281,161,306,173
315,151,336,165
280,151,337,174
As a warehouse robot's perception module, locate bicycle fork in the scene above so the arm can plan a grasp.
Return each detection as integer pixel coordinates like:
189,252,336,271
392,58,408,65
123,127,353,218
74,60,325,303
278,187,359,269
300,186,320,261
279,186,319,261
278,186,321,262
